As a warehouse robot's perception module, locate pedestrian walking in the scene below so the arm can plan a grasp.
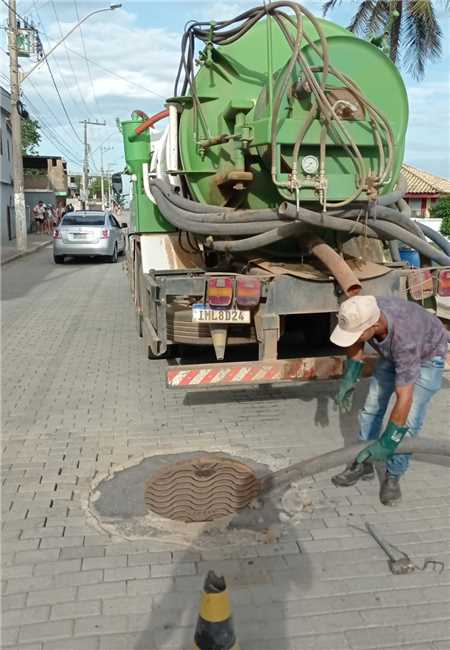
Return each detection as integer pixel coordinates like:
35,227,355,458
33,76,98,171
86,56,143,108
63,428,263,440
330,295,447,506
32,200,46,234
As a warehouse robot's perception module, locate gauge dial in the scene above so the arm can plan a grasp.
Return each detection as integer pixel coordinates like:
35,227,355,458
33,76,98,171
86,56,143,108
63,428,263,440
301,155,319,175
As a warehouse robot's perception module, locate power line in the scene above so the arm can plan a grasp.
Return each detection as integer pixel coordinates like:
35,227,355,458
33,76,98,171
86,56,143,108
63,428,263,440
50,0,91,119
23,92,83,165
65,45,167,100
45,57,82,143
27,73,80,146
0,0,27,24
73,0,102,119
25,4,87,145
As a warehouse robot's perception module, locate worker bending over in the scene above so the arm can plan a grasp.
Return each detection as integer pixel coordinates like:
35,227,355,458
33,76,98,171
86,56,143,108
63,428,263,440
330,295,447,506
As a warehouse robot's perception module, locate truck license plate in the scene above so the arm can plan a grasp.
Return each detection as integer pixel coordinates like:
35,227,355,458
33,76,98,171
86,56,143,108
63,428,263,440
192,304,250,324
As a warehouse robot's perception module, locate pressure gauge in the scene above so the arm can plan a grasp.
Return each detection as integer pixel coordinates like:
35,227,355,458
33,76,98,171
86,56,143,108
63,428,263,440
301,155,319,175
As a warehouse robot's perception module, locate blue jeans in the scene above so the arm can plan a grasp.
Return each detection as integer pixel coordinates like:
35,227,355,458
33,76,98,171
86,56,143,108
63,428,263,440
359,356,444,476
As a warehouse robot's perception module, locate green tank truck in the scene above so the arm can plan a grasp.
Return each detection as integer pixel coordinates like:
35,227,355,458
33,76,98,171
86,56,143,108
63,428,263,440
119,3,450,389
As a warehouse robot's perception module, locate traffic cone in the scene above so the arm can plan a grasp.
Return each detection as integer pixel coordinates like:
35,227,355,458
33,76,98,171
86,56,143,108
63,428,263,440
193,570,239,649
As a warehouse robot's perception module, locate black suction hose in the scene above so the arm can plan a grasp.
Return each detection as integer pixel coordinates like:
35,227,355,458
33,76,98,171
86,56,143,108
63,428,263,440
151,181,450,264
150,179,278,220
330,204,426,240
151,186,283,235
279,202,450,266
259,437,450,494
375,175,408,208
418,222,450,256
208,222,308,252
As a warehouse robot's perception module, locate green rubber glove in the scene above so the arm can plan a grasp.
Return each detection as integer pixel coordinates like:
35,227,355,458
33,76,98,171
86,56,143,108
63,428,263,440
334,358,364,413
356,420,409,464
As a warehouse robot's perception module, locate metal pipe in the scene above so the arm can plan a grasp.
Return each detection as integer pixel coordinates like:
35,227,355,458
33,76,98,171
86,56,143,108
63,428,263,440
168,103,179,185
304,234,362,296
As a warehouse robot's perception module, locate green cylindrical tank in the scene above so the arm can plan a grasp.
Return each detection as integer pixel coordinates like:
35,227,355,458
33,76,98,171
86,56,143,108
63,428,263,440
177,16,408,209
121,116,174,232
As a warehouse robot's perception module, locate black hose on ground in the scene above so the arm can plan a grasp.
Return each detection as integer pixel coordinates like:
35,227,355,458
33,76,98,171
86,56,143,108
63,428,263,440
259,437,450,495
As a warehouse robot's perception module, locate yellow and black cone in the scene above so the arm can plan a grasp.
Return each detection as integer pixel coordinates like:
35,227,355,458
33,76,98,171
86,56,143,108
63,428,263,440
193,570,239,650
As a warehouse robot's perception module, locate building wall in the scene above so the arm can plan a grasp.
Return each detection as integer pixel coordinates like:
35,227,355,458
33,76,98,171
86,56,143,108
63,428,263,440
405,195,439,218
1,86,14,242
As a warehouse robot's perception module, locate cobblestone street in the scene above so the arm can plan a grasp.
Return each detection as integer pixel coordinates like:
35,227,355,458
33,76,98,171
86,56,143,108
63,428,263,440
2,248,450,650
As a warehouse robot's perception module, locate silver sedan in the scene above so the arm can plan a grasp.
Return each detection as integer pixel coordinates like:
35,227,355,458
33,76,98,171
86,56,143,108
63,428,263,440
53,211,127,264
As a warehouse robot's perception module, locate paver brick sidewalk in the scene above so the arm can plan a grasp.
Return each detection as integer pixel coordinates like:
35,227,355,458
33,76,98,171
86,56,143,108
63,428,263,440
1,233,51,265
1,249,449,649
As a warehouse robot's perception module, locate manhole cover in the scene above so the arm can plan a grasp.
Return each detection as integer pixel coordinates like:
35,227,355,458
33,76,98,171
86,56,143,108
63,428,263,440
144,455,261,522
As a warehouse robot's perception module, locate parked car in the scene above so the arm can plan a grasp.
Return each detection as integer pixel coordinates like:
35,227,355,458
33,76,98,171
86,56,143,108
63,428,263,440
53,211,127,264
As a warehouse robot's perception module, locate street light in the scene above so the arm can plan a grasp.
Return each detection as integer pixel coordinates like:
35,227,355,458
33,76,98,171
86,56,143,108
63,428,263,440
21,3,122,82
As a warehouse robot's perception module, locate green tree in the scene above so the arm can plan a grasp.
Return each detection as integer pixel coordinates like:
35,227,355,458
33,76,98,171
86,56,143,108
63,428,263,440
21,117,41,155
431,195,450,236
323,1,449,80
88,176,110,199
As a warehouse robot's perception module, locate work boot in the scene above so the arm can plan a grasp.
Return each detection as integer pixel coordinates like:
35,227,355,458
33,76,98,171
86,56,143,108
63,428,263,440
331,460,374,487
380,474,401,506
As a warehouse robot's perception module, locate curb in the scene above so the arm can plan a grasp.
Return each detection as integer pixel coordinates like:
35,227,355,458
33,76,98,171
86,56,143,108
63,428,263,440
1,240,52,266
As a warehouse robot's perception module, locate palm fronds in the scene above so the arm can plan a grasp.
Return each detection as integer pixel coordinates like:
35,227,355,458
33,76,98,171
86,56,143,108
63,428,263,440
403,0,442,78
323,0,445,79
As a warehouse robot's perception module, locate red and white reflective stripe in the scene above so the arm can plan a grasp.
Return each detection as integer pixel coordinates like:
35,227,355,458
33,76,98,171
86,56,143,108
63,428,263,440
167,351,450,389
166,357,347,388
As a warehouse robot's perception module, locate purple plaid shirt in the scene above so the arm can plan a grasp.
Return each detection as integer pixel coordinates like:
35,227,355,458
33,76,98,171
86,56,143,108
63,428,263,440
369,297,448,386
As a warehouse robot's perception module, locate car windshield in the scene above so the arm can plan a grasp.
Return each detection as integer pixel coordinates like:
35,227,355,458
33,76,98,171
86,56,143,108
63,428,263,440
62,214,105,226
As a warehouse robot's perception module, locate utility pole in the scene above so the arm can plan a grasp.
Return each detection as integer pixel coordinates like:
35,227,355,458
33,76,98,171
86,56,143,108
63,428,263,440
106,165,113,210
100,146,113,211
8,0,27,252
80,120,106,209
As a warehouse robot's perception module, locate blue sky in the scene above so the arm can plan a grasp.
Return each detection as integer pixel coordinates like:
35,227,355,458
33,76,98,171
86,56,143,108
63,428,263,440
1,0,449,179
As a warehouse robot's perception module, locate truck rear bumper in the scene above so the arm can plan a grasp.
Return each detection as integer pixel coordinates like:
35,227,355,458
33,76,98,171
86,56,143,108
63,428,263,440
167,351,450,388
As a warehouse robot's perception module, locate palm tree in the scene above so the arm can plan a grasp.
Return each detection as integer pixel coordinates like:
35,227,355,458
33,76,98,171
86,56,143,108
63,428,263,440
323,0,449,80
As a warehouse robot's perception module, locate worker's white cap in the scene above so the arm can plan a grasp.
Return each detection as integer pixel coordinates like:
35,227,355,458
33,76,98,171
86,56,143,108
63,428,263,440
330,295,380,347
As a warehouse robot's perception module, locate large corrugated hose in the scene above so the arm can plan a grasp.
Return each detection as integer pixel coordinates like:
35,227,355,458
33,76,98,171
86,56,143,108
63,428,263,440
259,437,450,495
279,202,450,266
149,180,450,265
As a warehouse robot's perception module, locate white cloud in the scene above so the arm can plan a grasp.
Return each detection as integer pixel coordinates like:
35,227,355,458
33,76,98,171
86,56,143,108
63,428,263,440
2,2,448,178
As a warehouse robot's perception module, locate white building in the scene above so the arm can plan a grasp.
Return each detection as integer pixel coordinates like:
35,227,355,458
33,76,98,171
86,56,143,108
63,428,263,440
1,86,14,242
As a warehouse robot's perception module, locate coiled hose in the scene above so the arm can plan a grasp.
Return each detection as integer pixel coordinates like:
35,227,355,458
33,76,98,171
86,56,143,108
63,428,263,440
150,180,450,265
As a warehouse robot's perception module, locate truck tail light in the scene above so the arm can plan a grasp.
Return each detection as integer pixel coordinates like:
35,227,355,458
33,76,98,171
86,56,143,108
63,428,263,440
101,229,110,239
53,229,61,239
207,277,233,307
438,270,450,296
236,277,261,307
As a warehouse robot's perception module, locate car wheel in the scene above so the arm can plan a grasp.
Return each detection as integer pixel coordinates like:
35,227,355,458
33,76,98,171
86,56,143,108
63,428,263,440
54,254,64,264
108,244,118,263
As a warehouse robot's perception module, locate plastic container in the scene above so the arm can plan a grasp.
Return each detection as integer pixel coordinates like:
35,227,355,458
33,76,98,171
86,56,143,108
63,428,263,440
399,248,420,268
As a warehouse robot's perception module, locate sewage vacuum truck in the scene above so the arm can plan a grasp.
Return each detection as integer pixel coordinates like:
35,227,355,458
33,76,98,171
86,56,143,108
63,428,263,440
120,2,450,389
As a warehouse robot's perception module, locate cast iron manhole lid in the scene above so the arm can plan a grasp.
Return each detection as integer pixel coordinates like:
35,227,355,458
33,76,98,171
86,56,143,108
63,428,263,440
144,455,260,522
